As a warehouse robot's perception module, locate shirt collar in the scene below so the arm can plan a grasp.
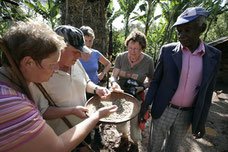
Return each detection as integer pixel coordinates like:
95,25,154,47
181,40,205,56
55,70,69,76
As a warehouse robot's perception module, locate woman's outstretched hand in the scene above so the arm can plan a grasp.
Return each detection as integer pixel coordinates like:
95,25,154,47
95,105,118,119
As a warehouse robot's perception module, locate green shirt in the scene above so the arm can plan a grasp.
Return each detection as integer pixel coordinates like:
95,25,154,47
114,51,154,89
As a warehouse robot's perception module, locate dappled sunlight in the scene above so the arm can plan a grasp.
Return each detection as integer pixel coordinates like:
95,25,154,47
211,101,227,110
211,110,228,117
180,133,217,152
141,93,228,152
196,138,213,147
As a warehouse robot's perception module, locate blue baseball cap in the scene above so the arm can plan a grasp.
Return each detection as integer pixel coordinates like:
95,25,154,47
173,7,209,27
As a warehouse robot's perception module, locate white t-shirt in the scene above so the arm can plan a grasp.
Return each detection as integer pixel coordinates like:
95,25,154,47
29,60,90,135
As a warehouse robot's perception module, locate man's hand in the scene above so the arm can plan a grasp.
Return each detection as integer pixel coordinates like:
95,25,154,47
193,125,205,139
96,87,111,99
95,105,118,119
139,105,149,123
110,81,124,93
71,106,88,119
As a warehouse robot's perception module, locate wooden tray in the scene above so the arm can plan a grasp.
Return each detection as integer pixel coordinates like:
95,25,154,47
85,92,140,124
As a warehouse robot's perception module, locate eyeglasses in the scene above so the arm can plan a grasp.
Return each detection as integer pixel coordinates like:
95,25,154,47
128,47,142,52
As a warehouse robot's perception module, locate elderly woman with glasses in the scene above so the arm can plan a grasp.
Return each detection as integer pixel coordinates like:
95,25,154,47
109,29,154,149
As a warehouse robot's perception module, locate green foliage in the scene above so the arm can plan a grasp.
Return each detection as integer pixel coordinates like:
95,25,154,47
0,0,30,35
201,0,228,41
128,22,145,32
0,0,62,35
145,22,166,63
110,0,228,63
108,0,139,39
24,0,61,28
204,11,228,43
110,29,125,62
131,0,161,36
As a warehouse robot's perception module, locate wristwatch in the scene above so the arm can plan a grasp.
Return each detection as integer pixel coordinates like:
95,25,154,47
94,87,98,94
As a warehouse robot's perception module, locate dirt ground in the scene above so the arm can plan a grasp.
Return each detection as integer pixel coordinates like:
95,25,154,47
92,84,228,152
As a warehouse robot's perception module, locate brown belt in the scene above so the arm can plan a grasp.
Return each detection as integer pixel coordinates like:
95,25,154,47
168,103,193,111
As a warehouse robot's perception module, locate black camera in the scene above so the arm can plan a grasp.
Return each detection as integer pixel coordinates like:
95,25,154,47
129,86,137,96
124,79,139,96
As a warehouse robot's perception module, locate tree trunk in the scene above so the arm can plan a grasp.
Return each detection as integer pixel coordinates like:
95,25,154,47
60,0,110,55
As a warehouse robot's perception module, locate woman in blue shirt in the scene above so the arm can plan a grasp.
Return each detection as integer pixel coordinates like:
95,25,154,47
79,26,111,85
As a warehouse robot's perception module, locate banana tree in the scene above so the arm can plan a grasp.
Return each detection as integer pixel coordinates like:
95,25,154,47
108,0,139,39
131,0,160,36
146,22,166,64
24,0,61,28
0,0,30,35
201,0,228,41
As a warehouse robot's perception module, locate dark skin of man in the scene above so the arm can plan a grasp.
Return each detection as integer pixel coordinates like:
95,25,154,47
176,19,206,53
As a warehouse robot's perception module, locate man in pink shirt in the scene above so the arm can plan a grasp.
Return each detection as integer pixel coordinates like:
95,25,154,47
140,7,222,151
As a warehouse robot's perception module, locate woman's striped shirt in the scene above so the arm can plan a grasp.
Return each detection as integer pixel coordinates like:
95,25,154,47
0,82,46,152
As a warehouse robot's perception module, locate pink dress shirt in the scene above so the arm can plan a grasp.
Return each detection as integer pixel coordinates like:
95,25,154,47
170,40,205,107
